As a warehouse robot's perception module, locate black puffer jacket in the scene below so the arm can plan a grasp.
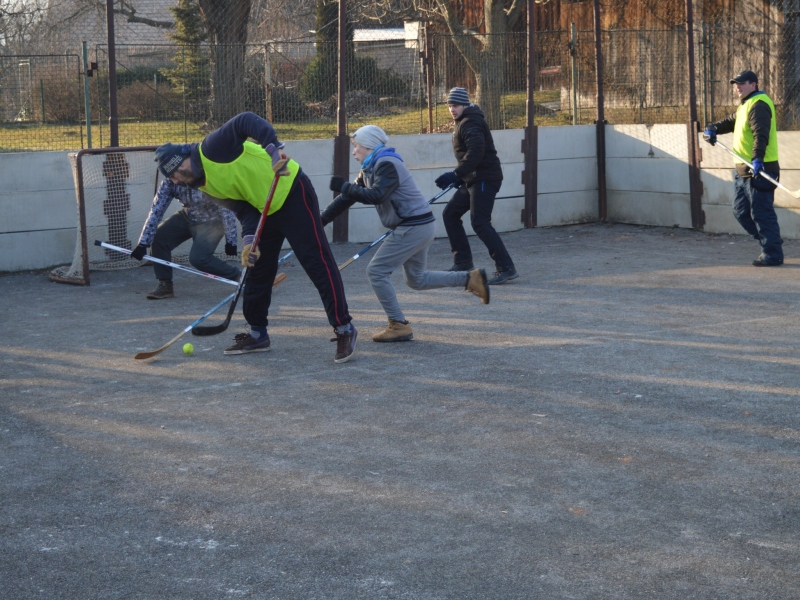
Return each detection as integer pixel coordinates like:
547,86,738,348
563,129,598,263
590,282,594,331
452,105,503,185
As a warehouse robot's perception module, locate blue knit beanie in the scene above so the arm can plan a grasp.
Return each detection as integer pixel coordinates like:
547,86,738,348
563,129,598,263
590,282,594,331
446,87,470,106
155,143,191,177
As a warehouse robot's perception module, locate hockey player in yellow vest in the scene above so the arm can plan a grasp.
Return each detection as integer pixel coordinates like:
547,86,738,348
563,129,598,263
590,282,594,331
155,113,357,363
704,70,783,266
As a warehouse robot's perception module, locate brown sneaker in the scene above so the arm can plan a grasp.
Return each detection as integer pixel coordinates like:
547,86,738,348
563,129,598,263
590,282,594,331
465,268,490,304
146,279,174,300
372,319,413,342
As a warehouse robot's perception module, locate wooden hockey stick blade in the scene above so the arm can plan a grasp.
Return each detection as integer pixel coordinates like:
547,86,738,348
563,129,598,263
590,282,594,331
273,272,287,287
134,291,235,359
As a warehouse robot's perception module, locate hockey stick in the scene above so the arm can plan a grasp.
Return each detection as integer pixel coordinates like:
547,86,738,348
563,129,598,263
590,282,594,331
714,140,800,199
336,183,459,270
134,291,235,359
95,240,239,286
191,159,288,337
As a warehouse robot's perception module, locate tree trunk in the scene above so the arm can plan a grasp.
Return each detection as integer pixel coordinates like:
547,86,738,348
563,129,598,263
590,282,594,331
475,34,505,129
198,0,251,126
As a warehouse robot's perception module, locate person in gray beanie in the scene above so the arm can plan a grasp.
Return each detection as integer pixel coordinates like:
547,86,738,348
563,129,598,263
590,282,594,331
321,124,490,343
436,87,518,284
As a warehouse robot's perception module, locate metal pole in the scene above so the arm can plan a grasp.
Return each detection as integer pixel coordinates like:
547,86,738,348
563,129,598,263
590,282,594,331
570,23,578,125
106,0,119,146
82,41,92,148
593,0,607,221
521,0,538,228
425,24,434,133
685,0,704,229
332,0,349,243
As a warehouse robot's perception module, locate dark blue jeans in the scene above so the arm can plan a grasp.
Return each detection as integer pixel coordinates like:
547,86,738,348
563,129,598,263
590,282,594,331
151,211,241,281
733,173,783,263
442,180,514,270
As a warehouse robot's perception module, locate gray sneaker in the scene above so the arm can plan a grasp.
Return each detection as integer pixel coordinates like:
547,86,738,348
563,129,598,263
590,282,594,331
224,332,271,355
332,324,358,363
487,267,519,285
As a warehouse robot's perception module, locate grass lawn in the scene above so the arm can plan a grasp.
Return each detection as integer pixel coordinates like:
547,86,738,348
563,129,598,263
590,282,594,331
0,89,703,153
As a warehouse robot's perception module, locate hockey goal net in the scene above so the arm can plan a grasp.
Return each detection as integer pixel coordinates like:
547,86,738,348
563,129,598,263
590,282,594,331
49,145,213,285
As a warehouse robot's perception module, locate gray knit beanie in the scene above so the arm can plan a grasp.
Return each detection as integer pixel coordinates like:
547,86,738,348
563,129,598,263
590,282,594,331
446,87,470,106
351,125,388,150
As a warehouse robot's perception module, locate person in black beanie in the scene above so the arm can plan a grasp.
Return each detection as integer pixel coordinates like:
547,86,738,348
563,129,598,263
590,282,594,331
435,87,518,285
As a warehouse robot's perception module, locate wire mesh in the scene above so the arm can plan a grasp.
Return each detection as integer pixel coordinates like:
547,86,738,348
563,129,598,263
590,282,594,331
5,0,800,152
0,54,84,152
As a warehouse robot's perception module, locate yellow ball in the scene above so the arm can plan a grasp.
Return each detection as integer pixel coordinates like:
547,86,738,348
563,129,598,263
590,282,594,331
183,343,194,355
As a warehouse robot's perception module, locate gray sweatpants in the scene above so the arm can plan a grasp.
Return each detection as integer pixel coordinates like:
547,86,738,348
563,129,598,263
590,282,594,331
366,221,468,323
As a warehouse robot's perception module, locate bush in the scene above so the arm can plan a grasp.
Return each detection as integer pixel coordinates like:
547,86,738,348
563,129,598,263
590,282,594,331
270,86,310,123
40,75,82,123
117,81,182,120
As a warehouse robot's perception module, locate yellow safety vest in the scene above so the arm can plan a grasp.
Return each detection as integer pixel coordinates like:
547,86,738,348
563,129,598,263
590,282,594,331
732,92,778,163
198,141,300,214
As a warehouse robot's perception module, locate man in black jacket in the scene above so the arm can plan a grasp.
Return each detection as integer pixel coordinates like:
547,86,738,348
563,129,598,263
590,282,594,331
436,87,518,285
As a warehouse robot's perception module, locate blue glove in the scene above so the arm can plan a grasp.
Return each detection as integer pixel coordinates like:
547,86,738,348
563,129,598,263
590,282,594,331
435,171,460,190
751,157,764,178
702,126,717,146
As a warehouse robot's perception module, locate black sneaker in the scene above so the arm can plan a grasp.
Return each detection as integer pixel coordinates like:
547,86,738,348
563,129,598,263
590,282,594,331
332,324,358,363
448,262,475,271
752,255,783,267
487,267,519,285
224,332,271,355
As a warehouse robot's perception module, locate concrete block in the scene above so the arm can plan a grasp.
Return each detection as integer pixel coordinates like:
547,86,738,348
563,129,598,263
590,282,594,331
608,190,692,228
539,125,596,160
607,124,688,160
538,190,599,226
607,157,690,194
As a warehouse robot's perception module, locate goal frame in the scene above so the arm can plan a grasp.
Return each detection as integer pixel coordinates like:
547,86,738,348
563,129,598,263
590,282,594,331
50,145,159,286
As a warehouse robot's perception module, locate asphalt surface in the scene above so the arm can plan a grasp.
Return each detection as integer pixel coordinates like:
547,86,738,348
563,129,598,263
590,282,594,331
2,222,799,599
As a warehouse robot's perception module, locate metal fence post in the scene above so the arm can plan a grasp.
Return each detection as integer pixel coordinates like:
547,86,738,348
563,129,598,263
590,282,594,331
332,0,349,243
521,0,538,229
685,0,705,229
82,42,92,148
594,0,607,222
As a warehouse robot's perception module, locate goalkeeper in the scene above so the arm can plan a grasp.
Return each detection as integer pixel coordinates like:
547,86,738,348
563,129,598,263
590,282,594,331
131,180,240,299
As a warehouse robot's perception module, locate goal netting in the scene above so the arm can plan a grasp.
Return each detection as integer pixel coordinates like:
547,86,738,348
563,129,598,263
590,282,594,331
49,146,231,286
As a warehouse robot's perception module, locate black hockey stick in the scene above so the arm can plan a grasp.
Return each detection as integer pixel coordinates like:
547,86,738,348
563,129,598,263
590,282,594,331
336,183,458,270
192,161,288,337
134,291,236,359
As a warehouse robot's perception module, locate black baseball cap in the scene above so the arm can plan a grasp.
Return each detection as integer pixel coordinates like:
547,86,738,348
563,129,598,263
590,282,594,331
730,70,758,84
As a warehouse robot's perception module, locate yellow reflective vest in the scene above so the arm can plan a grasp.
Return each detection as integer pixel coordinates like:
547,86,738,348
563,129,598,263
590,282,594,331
732,92,778,163
198,141,300,214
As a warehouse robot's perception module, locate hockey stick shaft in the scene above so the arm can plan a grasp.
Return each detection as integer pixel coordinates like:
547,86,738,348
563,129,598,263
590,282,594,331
95,240,238,286
337,183,459,271
714,141,800,199
191,163,288,337
134,291,236,359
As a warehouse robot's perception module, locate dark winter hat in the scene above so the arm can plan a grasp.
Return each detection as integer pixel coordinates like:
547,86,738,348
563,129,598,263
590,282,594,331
446,87,471,106
155,143,191,177
730,70,758,85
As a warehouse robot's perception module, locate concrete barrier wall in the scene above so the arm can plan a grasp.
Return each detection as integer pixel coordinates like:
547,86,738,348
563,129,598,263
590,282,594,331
700,131,800,238
5,124,798,273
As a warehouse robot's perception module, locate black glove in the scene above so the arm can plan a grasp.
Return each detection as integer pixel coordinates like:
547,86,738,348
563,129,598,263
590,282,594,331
435,171,460,190
225,243,237,257
330,176,347,193
703,125,717,146
131,244,148,261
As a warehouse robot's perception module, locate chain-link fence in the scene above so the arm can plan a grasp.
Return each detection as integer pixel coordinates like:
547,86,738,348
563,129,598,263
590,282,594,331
5,1,800,151
0,54,85,151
